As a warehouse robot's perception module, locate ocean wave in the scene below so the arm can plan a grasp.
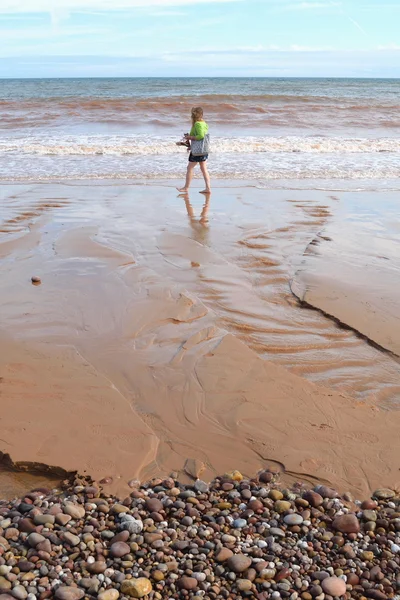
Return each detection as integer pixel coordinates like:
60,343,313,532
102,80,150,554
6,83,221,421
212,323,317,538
1,135,399,156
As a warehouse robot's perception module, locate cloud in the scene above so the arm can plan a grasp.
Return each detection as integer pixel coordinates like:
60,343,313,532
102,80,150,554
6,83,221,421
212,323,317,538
0,0,243,12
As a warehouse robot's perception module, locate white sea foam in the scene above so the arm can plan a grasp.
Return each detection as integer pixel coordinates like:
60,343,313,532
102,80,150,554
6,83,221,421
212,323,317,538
0,134,400,156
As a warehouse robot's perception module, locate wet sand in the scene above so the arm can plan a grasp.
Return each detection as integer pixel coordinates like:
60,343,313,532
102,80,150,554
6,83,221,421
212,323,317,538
0,182,399,498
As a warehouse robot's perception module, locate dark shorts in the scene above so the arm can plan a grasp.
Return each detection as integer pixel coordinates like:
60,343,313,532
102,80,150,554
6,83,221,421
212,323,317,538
188,153,209,163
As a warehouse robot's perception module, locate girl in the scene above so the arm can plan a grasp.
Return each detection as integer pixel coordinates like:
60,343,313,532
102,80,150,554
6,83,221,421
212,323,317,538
177,107,211,195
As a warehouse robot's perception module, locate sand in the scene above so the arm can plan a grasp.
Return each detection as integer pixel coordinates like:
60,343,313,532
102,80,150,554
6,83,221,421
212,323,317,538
0,182,399,499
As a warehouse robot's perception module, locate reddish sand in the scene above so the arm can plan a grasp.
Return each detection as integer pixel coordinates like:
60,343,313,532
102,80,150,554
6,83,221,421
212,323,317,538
0,183,399,498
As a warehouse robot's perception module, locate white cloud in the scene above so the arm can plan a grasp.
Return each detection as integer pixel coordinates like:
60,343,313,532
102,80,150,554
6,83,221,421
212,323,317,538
0,0,243,12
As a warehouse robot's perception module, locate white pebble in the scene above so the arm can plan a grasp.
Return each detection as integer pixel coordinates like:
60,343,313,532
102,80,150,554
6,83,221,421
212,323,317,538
87,556,95,564
257,541,268,548
391,544,400,554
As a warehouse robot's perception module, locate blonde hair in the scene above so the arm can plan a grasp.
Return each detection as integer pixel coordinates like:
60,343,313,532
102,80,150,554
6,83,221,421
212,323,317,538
191,106,204,126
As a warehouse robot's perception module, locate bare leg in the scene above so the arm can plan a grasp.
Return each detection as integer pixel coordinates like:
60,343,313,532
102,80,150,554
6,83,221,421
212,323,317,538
199,161,211,194
177,162,197,192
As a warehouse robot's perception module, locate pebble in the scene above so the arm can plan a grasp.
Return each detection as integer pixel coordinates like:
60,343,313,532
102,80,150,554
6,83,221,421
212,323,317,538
63,503,85,520
332,513,360,534
362,510,377,522
27,533,45,547
275,501,291,513
177,576,198,591
284,514,303,526
237,579,253,592
321,577,347,597
121,578,152,598
98,591,119,600
216,548,234,562
62,533,80,547
226,554,252,573
110,542,130,558
120,520,143,534
373,488,395,500
0,472,396,600
55,588,85,600
194,480,209,493
11,587,27,600
233,518,247,529
303,491,323,508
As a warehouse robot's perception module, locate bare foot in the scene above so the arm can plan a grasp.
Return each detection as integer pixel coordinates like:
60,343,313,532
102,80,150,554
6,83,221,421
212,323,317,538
199,189,211,195
177,187,189,193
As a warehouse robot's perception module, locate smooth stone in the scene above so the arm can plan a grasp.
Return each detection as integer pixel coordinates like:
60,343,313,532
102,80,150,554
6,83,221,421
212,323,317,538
224,470,243,481
361,500,378,510
145,499,163,513
87,562,106,574
27,533,45,548
111,504,129,514
194,480,209,493
275,501,291,513
237,579,253,592
321,577,347,597
269,490,283,501
120,520,143,534
17,519,36,534
248,499,263,511
0,579,11,590
333,514,360,534
110,542,130,558
63,532,80,547
233,519,247,529
63,503,85,520
303,491,323,508
98,591,119,600
33,514,55,526
227,554,252,573
216,548,234,562
55,514,72,526
11,589,27,600
362,510,377,522
177,577,198,591
270,528,285,538
315,485,338,499
284,514,303,526
373,488,395,500
55,588,85,600
259,471,273,484
120,578,152,598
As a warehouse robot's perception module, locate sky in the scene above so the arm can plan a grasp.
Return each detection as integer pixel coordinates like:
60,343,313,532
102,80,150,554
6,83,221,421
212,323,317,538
0,0,399,77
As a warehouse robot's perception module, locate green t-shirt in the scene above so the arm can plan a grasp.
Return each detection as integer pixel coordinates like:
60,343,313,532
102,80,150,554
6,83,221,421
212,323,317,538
190,120,209,141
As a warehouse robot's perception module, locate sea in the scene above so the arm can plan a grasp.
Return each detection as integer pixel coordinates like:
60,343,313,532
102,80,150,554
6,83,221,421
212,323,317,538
0,77,399,188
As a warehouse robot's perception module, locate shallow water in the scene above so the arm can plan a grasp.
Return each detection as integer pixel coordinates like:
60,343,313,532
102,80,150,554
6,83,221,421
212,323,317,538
1,182,399,406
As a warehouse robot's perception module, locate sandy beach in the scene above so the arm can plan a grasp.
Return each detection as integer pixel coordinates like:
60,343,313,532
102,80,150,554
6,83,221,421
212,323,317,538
1,182,399,500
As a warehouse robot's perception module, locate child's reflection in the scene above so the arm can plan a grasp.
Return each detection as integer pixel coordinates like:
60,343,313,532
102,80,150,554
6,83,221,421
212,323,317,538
180,193,210,243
